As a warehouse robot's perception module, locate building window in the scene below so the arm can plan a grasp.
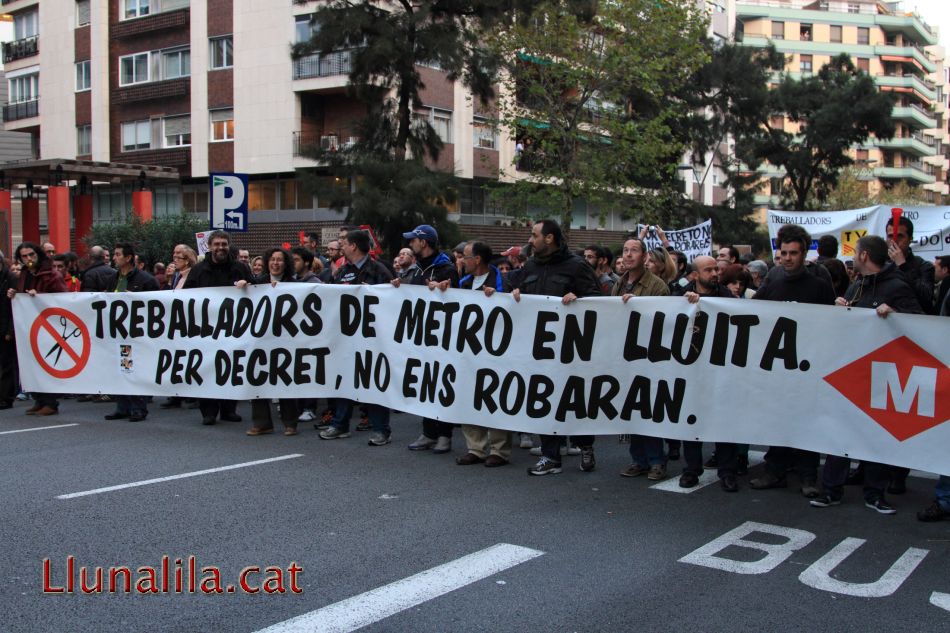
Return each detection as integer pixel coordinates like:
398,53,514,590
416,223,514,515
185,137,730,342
800,54,812,74
76,1,91,27
830,25,842,43
124,0,150,20
13,10,38,40
210,36,233,69
121,120,151,151
77,125,91,155
771,21,784,40
295,14,318,44
857,57,870,72
847,3,860,13
248,181,277,211
119,53,150,86
210,109,234,141
473,118,497,150
163,115,191,147
857,27,869,45
8,74,39,103
162,48,191,80
75,60,91,91
416,108,452,143
799,24,812,41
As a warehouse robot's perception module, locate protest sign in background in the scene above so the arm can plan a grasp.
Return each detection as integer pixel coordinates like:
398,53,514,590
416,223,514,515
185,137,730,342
13,285,950,475
639,219,712,261
767,206,950,261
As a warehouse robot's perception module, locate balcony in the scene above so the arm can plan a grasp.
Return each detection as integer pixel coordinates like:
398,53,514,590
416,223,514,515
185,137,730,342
292,50,353,81
875,45,935,74
874,165,935,185
2,36,38,64
111,78,190,106
111,7,189,39
292,131,358,157
876,132,937,157
892,104,937,129
3,99,38,122
875,74,937,102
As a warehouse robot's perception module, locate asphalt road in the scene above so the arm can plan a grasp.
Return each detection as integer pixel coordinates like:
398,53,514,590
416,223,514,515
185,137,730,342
1,397,947,632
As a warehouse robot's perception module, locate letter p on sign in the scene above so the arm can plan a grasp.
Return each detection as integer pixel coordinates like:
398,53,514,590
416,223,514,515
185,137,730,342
210,173,249,232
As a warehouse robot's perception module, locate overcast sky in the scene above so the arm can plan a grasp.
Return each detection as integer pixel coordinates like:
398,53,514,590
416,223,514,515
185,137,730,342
906,0,950,48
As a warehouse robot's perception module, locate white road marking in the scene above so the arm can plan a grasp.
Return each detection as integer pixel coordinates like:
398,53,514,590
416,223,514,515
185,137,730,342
0,423,79,435
798,538,928,597
651,451,765,494
56,454,303,500
931,592,950,612
254,543,544,633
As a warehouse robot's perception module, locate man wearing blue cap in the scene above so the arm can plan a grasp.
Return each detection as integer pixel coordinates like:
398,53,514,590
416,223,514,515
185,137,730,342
392,224,460,453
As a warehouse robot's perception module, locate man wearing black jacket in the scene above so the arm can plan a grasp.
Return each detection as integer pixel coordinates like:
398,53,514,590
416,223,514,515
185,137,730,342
105,243,159,422
751,224,836,498
80,246,116,292
810,235,923,515
392,224,460,454
182,230,253,425
885,215,935,313
514,220,602,476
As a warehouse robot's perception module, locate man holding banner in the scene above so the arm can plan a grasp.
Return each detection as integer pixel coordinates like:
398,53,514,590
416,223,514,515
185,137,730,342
885,215,935,314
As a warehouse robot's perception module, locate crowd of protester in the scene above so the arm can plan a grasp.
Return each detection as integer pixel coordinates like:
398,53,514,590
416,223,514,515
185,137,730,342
1,218,948,523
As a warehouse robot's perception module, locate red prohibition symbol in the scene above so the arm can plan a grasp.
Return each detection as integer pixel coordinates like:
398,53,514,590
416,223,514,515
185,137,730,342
30,307,91,379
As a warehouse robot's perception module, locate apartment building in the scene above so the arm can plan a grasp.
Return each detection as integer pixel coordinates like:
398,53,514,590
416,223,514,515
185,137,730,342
736,0,950,206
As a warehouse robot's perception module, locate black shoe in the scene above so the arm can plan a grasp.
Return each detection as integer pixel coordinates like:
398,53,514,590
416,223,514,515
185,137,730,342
104,412,129,420
679,472,700,488
917,501,950,522
219,414,242,423
201,416,216,425
128,413,147,422
720,474,739,492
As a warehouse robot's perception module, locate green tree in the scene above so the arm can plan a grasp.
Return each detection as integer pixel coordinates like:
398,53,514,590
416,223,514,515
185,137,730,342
754,54,896,210
487,0,709,231
84,215,206,267
294,1,532,254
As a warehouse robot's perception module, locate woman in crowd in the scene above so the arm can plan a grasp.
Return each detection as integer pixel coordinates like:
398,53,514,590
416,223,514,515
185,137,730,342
250,256,264,278
160,245,200,411
247,247,300,437
721,263,754,299
646,247,678,294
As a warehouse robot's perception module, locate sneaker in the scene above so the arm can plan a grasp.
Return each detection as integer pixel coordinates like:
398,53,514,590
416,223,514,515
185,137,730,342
432,437,452,454
647,464,667,481
313,421,332,431
749,473,787,490
356,416,371,432
579,447,595,472
319,426,350,440
16,392,29,401
703,455,718,469
519,434,534,449
297,409,316,422
917,501,950,522
865,497,897,515
565,445,581,456
810,494,842,508
620,464,648,478
527,457,562,476
367,432,391,446
408,434,437,451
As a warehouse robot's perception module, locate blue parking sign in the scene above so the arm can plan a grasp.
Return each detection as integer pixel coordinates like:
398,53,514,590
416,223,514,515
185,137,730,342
210,173,249,232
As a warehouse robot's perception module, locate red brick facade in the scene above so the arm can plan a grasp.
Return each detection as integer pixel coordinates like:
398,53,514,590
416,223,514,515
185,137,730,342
208,141,234,173
207,0,234,37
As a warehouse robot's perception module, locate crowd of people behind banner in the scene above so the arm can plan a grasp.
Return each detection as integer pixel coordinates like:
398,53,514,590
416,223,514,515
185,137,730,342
1,217,948,523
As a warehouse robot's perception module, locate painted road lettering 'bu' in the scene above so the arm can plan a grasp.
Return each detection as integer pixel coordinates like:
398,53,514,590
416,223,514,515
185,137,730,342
12,284,950,476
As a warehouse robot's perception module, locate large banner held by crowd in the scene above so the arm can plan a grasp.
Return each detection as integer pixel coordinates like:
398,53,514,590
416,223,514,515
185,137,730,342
13,284,949,475
767,205,950,261
639,219,712,261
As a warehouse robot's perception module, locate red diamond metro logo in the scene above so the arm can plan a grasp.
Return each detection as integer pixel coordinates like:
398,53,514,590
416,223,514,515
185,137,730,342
823,336,950,441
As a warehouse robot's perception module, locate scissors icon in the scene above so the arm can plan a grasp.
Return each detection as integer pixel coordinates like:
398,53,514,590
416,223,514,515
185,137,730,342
44,316,82,366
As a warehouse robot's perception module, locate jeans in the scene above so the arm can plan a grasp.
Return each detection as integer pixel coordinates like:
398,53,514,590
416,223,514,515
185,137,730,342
934,475,950,510
821,456,889,501
333,400,390,435
541,435,593,461
115,395,147,417
628,435,665,468
422,417,453,439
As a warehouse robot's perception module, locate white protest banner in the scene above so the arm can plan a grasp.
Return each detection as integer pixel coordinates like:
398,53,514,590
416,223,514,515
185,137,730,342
767,205,950,261
639,219,712,261
13,285,950,475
